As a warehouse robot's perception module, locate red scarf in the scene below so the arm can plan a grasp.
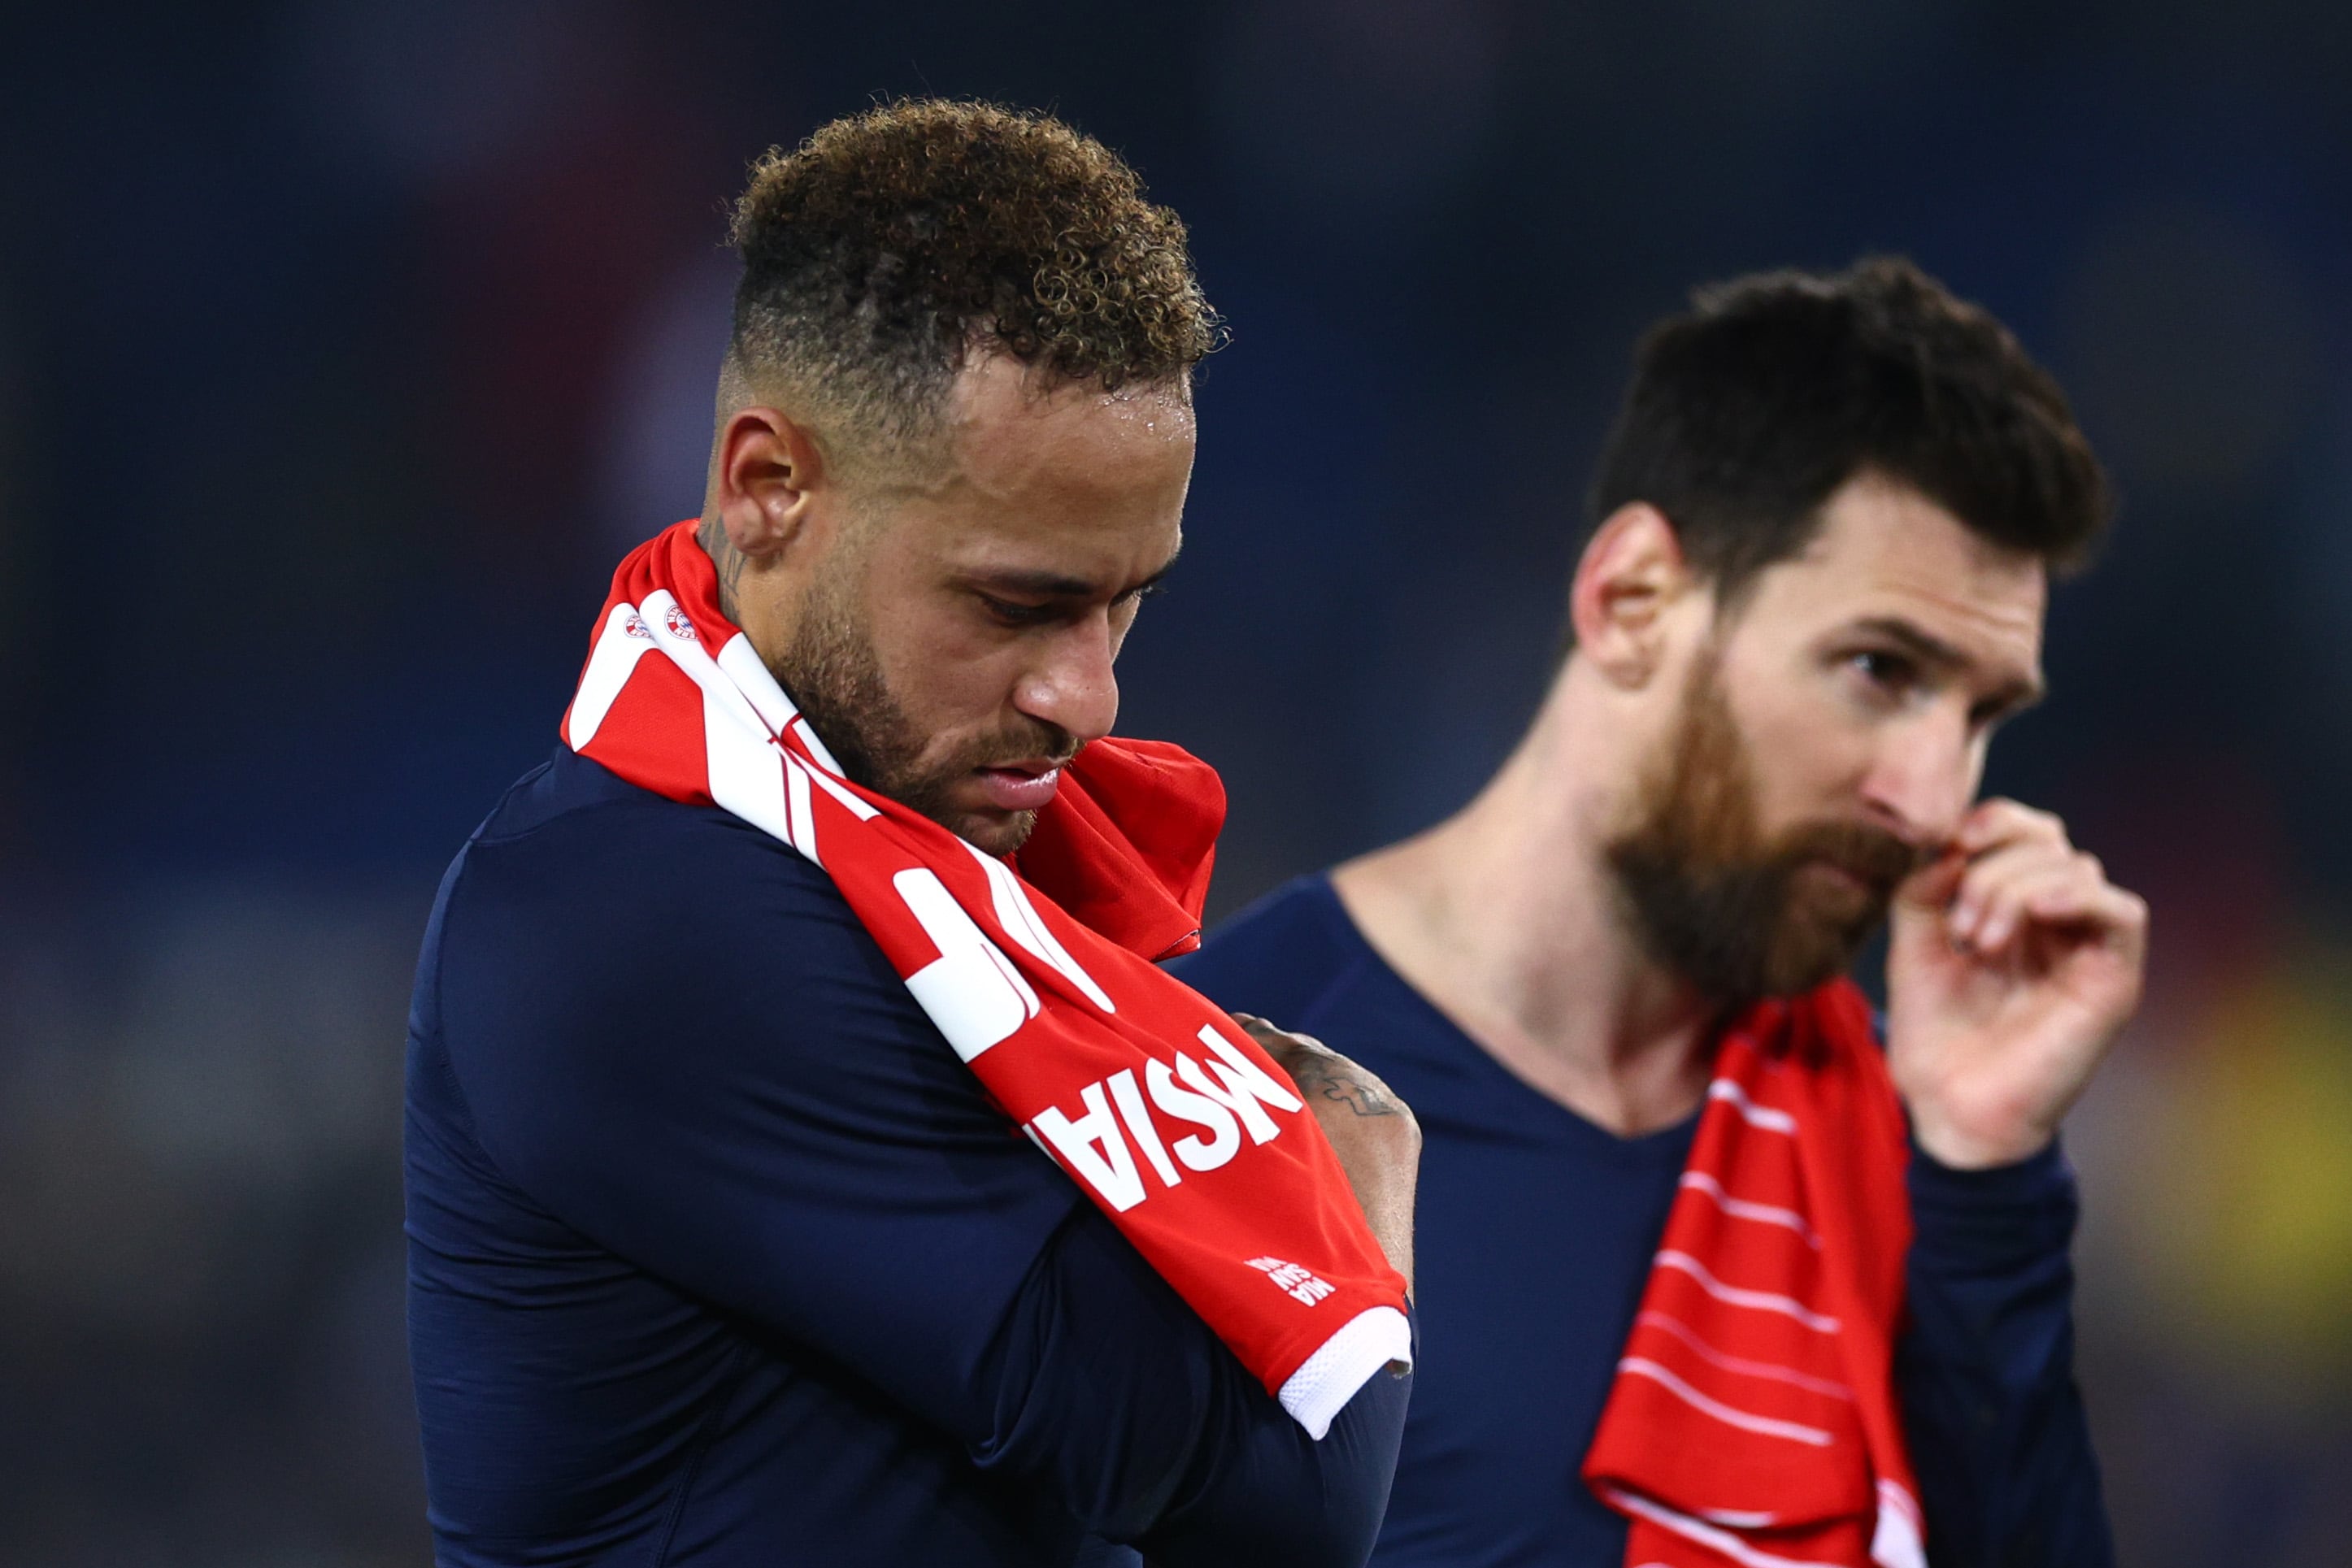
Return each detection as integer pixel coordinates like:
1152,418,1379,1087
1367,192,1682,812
1584,980,1924,1568
561,523,1411,1436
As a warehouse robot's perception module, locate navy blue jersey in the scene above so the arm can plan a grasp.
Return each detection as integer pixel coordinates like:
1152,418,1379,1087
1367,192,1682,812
1171,876,2111,1568
403,749,1409,1568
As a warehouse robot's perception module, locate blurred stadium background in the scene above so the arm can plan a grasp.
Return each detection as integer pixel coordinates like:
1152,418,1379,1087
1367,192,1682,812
4,2,2350,1563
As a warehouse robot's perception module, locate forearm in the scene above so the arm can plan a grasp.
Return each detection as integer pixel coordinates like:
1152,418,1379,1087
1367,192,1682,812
1330,1140,1418,1297
1897,1140,2113,1568
1139,1326,1414,1568
980,1212,1411,1561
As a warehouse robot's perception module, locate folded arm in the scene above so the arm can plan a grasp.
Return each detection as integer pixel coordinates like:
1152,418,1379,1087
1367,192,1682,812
444,814,1407,1565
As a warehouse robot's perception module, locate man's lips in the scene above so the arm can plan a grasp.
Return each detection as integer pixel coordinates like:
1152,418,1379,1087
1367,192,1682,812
1804,860,1872,894
975,763,1064,813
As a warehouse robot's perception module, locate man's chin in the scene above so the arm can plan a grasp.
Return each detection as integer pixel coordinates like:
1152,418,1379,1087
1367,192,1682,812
1753,914,1880,1000
866,774,1041,858
946,806,1039,858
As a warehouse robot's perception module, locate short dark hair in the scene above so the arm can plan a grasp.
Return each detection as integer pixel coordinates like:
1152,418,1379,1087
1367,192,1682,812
1578,256,2109,636
728,99,1222,471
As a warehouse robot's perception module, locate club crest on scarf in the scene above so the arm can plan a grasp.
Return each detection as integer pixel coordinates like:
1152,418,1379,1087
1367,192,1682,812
561,523,1411,1437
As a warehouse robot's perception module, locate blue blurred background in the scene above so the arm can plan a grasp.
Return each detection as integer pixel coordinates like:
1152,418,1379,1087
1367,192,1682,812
4,2,2350,1563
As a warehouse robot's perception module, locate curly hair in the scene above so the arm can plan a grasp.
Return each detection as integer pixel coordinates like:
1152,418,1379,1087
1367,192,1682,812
1575,256,2109,645
727,99,1223,471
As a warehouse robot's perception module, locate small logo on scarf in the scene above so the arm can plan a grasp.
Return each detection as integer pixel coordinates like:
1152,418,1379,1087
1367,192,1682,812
624,612,653,641
663,604,698,641
1246,1256,1336,1306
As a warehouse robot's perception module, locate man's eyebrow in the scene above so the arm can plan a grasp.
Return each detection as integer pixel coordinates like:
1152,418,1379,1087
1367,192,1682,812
967,547,1181,602
969,568,1099,597
1850,615,2046,710
1851,615,1967,668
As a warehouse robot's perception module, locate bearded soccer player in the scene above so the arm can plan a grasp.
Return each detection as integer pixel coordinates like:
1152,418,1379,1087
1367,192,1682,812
1175,259,2142,1568
404,102,1422,1568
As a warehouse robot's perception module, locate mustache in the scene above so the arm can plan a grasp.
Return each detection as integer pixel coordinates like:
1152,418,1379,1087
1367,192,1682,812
1771,819,1934,891
963,720,1081,774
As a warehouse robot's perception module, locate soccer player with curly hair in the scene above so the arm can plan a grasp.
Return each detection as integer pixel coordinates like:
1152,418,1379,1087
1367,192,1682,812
405,102,1422,1568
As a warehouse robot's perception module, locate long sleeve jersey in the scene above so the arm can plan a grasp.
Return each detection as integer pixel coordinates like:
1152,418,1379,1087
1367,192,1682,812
403,748,1410,1567
1170,875,2110,1568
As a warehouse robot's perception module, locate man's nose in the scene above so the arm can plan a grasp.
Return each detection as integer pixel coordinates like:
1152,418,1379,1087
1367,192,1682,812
1013,615,1120,749
1858,714,1976,847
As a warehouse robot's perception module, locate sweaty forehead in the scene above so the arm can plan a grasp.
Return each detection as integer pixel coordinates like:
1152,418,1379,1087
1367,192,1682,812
946,354,1197,478
918,361,1189,547
1763,473,2046,655
870,353,1192,587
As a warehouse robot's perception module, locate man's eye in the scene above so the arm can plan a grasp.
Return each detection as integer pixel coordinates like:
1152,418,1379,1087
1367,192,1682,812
1850,649,1914,688
979,595,1057,628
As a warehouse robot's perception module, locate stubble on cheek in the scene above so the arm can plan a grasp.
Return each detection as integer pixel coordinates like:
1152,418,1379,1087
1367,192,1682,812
1605,657,1923,1002
773,593,1073,853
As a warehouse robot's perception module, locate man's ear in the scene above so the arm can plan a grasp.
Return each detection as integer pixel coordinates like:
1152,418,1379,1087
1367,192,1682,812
712,407,828,559
1568,502,1697,688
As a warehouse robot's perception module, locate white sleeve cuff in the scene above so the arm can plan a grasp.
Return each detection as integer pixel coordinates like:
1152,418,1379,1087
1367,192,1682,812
1276,1305,1413,1440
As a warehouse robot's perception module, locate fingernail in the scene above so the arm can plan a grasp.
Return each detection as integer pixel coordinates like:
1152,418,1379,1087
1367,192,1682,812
1980,912,2013,949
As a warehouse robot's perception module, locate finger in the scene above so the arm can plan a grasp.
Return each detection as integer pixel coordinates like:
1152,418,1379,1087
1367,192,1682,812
1968,853,2124,953
2021,880,2150,958
1972,862,2100,953
1895,846,1969,914
1230,1014,1277,1047
1957,847,2094,949
1231,1014,1296,1057
1954,798,2070,858
1949,842,2087,943
1232,1013,1338,1064
1983,882,2148,982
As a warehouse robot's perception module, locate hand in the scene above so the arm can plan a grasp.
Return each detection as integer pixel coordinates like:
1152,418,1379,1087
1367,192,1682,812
1232,1014,1421,1292
1885,800,2148,1170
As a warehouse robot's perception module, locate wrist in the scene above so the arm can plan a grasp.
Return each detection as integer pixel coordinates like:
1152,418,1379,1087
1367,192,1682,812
1907,1136,2076,1272
1907,1114,2055,1171
1894,1075,2061,1170
1911,1131,2067,1186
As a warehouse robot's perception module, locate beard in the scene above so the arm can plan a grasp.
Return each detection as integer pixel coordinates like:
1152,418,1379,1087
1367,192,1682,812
771,571,1075,854
1605,654,1928,1006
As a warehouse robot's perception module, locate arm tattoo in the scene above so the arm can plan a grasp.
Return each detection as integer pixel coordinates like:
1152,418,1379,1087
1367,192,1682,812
1285,1054,1398,1118
696,516,748,625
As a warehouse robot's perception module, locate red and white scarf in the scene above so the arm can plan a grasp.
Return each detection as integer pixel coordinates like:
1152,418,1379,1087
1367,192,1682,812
1585,980,1924,1568
561,523,1411,1436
